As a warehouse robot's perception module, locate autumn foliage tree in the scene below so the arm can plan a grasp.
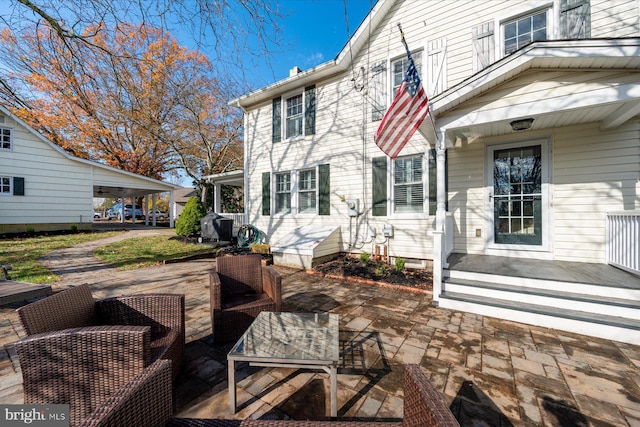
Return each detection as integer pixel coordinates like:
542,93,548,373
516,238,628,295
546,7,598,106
0,22,243,181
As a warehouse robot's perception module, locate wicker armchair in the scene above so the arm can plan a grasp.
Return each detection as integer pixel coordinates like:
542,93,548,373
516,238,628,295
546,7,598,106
210,254,282,343
168,364,460,426
16,284,185,380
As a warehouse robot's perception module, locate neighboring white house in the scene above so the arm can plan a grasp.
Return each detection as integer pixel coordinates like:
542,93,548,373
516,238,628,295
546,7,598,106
0,105,181,233
231,0,640,344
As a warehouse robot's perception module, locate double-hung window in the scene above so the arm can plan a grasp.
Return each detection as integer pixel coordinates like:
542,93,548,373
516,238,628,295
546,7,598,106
373,152,437,217
298,169,316,214
391,51,422,96
286,94,303,139
262,165,330,216
272,85,316,143
504,10,547,55
0,176,11,194
275,172,291,214
394,155,424,213
0,127,12,150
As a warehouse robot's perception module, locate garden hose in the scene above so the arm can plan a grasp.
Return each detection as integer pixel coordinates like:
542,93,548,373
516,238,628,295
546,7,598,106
237,224,266,249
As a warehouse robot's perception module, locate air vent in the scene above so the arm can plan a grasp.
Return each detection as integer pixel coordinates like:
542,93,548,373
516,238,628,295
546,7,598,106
0,115,5,124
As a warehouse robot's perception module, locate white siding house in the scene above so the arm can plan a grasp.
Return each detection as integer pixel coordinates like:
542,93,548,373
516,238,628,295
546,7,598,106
0,105,180,233
232,1,640,343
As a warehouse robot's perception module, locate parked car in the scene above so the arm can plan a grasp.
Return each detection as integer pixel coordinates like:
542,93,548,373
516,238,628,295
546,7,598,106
111,203,144,220
105,208,118,220
149,209,167,220
93,212,102,219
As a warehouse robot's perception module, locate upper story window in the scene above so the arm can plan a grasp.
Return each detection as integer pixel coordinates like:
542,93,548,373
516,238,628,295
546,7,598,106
298,169,316,214
504,10,547,55
272,85,316,143
1,127,12,150
392,51,422,96
286,94,304,139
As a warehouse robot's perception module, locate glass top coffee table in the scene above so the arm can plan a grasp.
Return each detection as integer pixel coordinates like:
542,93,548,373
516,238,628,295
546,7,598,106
228,311,340,417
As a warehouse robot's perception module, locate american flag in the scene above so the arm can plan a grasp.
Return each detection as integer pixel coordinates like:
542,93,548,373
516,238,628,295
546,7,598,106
374,49,429,158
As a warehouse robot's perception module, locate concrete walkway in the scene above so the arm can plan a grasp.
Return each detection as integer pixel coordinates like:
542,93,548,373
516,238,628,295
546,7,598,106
1,229,639,426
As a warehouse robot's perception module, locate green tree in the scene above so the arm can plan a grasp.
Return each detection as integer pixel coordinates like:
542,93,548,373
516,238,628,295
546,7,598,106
175,196,206,237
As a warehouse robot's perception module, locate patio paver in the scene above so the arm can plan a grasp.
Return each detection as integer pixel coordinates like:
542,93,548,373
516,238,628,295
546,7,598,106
0,228,639,426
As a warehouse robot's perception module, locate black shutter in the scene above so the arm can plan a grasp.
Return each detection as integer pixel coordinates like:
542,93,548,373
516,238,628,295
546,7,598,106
304,85,316,136
13,177,24,196
318,164,330,215
261,172,270,216
272,97,281,143
372,157,387,216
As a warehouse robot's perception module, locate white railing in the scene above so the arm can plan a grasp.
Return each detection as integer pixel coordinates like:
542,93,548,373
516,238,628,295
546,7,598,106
220,212,247,236
606,211,640,275
445,212,455,260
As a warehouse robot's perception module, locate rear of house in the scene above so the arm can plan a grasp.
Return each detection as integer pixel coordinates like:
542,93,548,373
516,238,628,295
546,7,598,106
233,0,640,343
234,0,640,269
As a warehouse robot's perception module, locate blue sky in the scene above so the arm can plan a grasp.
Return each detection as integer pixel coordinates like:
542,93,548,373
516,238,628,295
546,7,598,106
243,0,375,88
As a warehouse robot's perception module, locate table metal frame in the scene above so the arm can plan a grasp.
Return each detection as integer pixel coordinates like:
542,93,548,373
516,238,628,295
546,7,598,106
227,312,339,417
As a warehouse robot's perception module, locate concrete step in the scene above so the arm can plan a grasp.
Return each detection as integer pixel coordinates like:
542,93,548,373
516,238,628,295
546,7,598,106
444,269,640,301
442,278,640,319
438,290,640,345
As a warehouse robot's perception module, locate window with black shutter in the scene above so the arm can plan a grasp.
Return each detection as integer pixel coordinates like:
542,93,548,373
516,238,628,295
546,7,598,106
372,157,387,216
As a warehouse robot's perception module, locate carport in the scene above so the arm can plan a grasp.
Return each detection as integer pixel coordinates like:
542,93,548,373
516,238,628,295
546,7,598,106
92,170,181,228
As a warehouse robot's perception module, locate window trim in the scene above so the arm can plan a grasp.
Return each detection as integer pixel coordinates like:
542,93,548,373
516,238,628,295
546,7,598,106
297,168,317,215
390,50,423,104
0,176,12,196
501,7,551,56
276,85,316,142
270,164,328,217
0,127,13,151
274,171,292,215
391,154,427,217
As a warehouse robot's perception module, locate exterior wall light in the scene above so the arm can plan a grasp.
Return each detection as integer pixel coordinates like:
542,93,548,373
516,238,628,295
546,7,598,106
510,118,534,131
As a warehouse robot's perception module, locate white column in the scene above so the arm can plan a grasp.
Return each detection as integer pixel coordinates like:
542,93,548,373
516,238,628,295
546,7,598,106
152,193,157,226
433,139,447,303
169,191,175,228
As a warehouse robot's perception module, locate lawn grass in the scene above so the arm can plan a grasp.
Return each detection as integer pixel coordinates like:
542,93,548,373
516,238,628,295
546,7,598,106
93,235,216,270
0,231,124,283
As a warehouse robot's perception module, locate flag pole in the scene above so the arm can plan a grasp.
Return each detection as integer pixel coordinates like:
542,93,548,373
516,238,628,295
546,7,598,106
397,22,438,147
397,23,410,56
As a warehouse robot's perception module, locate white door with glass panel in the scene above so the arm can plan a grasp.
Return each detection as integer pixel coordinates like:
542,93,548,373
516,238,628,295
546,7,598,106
488,141,549,250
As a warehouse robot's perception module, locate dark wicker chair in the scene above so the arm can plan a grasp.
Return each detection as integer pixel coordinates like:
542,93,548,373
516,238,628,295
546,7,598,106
16,283,185,380
86,365,460,427
210,254,282,343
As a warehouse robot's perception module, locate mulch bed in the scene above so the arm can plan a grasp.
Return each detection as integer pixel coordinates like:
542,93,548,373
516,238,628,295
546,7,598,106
311,255,433,294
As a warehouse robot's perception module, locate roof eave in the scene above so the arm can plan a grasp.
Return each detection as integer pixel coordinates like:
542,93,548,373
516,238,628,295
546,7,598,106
230,0,393,109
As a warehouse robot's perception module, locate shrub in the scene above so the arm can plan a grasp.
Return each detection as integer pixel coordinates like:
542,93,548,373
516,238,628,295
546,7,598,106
70,224,78,233
395,257,406,272
375,263,389,276
175,196,206,237
25,225,35,235
359,252,370,264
